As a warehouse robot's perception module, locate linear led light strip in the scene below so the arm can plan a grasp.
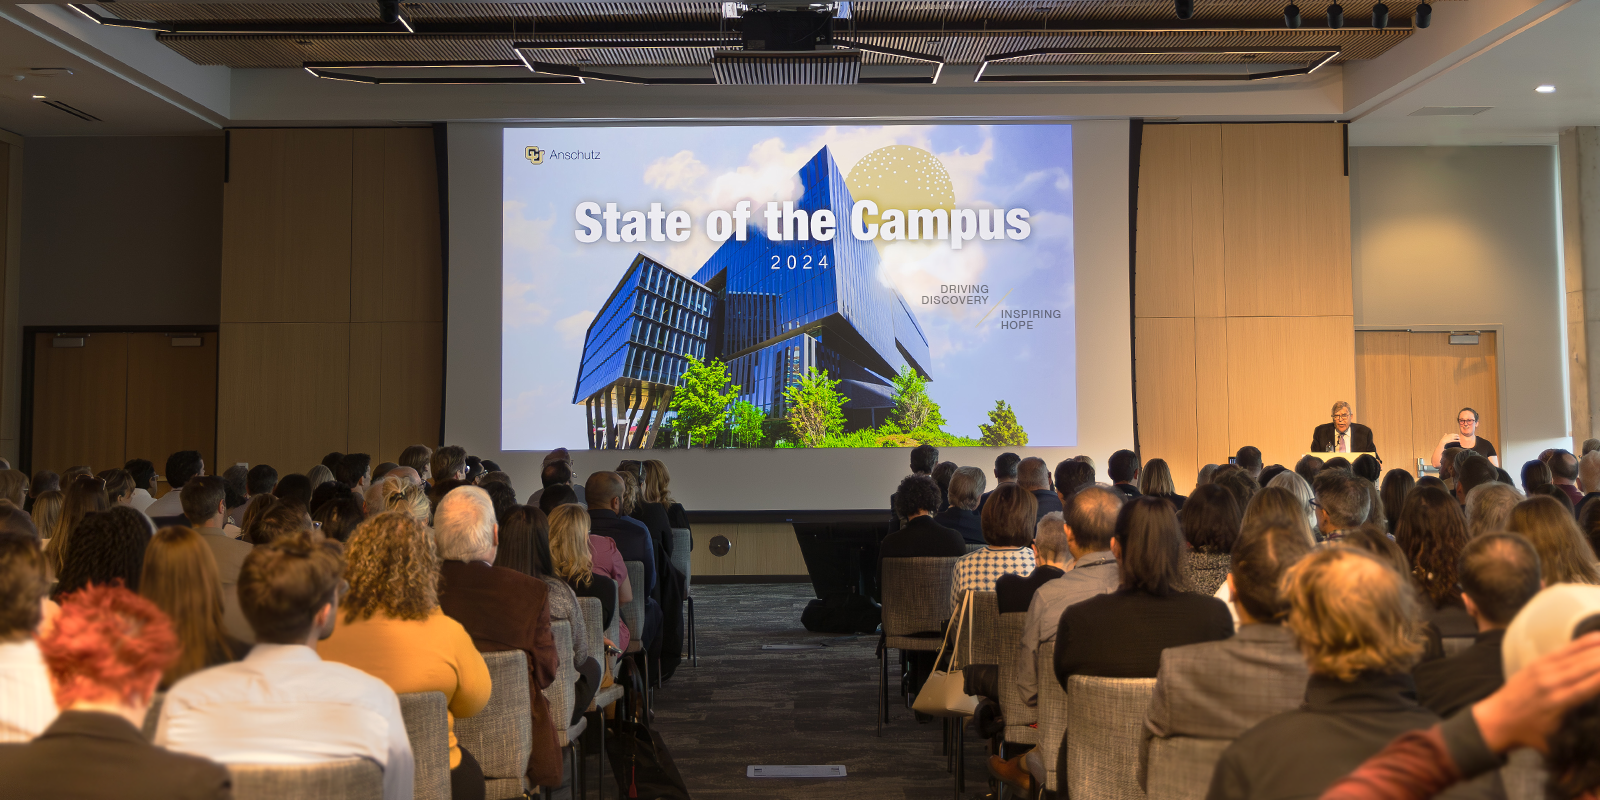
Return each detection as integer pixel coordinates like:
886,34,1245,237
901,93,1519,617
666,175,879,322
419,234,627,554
69,3,415,33
973,46,1341,82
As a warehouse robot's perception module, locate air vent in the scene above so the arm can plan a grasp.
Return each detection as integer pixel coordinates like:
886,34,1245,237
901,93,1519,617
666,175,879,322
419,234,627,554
40,99,100,121
1408,107,1492,116
711,51,860,85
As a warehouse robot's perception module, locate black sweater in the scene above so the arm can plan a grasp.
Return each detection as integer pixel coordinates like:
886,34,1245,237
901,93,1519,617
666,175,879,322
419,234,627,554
1054,587,1234,686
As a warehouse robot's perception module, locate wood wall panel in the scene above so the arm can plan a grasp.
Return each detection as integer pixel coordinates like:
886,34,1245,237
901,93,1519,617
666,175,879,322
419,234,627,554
221,129,353,323
1193,317,1231,470
1408,331,1501,467
32,333,127,475
347,323,383,457
1135,127,1196,318
1355,331,1415,472
1135,317,1198,489
217,323,350,474
1225,316,1356,471
125,333,216,476
1220,125,1351,318
1188,129,1227,318
375,321,444,460
352,129,443,324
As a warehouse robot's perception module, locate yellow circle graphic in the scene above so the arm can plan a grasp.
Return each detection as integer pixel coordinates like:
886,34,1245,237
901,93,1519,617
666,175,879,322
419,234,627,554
844,145,955,233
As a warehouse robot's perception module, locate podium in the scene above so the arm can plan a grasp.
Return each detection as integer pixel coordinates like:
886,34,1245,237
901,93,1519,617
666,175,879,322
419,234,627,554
1304,452,1379,464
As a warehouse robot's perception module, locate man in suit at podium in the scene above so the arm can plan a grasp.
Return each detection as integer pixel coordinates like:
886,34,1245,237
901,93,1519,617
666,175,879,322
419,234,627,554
1310,400,1376,455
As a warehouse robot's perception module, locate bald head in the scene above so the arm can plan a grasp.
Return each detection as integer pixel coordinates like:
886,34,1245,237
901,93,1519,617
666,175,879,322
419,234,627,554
1064,485,1124,553
585,471,624,511
388,466,421,486
1458,533,1542,627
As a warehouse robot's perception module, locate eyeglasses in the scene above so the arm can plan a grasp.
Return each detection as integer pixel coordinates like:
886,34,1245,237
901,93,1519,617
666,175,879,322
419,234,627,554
1458,418,1477,424
1309,498,1322,509
1332,414,1351,421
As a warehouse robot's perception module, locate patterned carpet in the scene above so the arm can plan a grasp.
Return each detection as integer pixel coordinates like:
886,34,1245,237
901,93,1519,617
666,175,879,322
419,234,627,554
642,583,994,800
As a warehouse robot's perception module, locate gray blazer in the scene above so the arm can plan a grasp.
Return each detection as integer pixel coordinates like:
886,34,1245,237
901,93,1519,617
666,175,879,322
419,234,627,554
1018,552,1120,706
201,531,255,643
1143,623,1307,745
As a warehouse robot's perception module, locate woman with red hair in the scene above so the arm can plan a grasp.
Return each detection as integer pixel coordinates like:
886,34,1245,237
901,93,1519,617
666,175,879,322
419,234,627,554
0,584,232,798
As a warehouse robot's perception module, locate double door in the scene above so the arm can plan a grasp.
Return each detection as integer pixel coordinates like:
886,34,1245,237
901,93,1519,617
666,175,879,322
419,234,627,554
1355,330,1500,475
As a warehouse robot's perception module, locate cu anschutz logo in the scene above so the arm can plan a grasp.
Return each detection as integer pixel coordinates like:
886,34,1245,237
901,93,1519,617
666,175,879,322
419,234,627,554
525,146,544,165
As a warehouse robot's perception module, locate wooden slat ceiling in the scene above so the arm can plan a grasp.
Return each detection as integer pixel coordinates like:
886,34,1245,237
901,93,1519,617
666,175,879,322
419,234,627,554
99,1,1459,69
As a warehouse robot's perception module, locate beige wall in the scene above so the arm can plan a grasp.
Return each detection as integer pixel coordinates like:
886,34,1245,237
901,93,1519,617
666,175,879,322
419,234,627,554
218,128,444,472
1350,146,1567,470
1135,123,1355,491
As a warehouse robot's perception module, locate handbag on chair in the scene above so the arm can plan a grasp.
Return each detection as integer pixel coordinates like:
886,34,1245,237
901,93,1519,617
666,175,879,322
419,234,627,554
912,591,980,718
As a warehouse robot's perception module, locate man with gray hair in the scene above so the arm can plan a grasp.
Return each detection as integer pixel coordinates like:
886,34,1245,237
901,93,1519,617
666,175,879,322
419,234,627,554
434,486,567,787
1465,482,1522,539
1310,400,1376,455
933,466,985,545
1577,451,1600,519
996,512,1072,613
1017,457,1064,522
1311,469,1370,542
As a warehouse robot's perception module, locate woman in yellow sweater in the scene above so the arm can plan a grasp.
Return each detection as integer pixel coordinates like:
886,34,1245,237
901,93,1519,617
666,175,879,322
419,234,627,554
320,511,492,800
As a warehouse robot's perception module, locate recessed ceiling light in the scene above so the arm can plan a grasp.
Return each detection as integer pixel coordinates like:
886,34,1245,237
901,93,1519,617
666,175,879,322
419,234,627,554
31,94,45,99
1537,84,1556,93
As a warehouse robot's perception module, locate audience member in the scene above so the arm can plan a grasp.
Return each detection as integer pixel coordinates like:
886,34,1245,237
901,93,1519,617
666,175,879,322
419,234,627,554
1416,475,1447,491
1017,456,1064,520
549,502,627,650
496,505,606,703
1507,495,1600,585
538,484,579,516
1393,486,1474,641
44,476,109,575
1178,484,1241,596
1196,463,1219,488
1379,469,1414,535
313,491,366,543
382,481,431,527
1294,455,1322,487
1235,446,1263,481
1454,453,1499,507
978,452,1021,511
432,446,469,485
1313,469,1370,542
243,502,311,547
61,465,93,485
1016,486,1124,710
320,512,490,800
1,584,232,798
145,451,204,519
1143,523,1313,777
933,466,985,545
52,507,152,598
139,526,249,689
932,461,957,512
1343,525,1415,577
1531,482,1578,514
434,487,565,789
305,464,335,492
1321,456,1352,472
464,455,484,484
309,479,356,516
221,465,249,522
1412,533,1541,718
399,444,434,488
123,459,157,513
1212,467,1256,510
1108,449,1143,498
1055,459,1095,499
1139,458,1186,511
478,471,513,491
880,475,966,560
1465,481,1520,540
157,531,415,800
618,466,673,559
335,453,373,492
529,450,583,506
1258,464,1287,488
996,512,1070,613
1244,486,1318,546
480,480,517,523
372,462,399,481
28,490,61,548
184,477,255,642
1579,450,1600,518
1586,438,1600,455
1362,480,1387,532
99,468,133,508
888,445,940,530
0,470,27,508
1263,471,1318,535
1521,458,1553,495
1437,448,1461,493
1551,449,1584,507
320,452,344,472
0,505,38,543
0,537,54,742
951,483,1037,610
183,475,241,538
1054,496,1232,693
642,459,688,529
1206,547,1432,800
586,472,657,595
271,472,313,511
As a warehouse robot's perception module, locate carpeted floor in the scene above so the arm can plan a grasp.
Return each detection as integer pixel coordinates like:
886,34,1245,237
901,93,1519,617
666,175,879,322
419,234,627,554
642,583,994,800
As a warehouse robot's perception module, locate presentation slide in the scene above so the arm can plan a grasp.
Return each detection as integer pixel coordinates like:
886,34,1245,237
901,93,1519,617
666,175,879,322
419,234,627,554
501,124,1076,453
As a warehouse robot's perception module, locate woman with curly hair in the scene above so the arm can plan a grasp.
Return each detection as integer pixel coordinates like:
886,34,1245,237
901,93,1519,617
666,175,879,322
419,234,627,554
319,512,492,800
1393,486,1475,638
139,526,249,688
52,507,153,598
1508,495,1600,586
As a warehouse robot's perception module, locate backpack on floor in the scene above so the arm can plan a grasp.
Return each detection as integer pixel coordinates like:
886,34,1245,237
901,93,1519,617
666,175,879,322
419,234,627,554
606,662,692,799
800,591,881,634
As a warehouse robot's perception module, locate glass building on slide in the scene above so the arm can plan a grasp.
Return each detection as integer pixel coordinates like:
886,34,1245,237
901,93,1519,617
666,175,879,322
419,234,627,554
574,146,932,448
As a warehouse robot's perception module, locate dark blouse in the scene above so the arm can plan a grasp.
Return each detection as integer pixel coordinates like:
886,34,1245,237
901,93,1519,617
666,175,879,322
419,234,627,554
570,572,618,629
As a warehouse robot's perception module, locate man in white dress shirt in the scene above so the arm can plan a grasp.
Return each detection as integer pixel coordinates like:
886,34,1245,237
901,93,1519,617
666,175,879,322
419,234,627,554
142,450,206,520
123,459,159,514
157,531,414,800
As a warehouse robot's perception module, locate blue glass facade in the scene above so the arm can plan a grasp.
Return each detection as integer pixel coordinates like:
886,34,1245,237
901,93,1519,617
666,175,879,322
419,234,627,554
576,146,932,437
573,254,714,404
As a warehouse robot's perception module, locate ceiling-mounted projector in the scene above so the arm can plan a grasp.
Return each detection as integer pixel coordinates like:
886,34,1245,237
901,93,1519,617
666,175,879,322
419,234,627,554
739,6,835,51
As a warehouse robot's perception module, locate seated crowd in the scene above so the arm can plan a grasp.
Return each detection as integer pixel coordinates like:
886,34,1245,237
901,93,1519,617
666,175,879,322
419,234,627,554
0,446,693,799
881,443,1600,800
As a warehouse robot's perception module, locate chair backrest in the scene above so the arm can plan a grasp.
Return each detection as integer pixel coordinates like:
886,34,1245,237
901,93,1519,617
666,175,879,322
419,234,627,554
1145,736,1231,800
142,691,165,740
670,528,692,587
965,543,985,554
541,621,579,744
622,561,646,650
577,595,606,675
997,612,1037,743
1036,645,1069,792
880,556,960,638
454,650,532,794
228,758,384,800
397,691,451,800
962,591,1002,667
1502,748,1548,800
1066,675,1159,800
